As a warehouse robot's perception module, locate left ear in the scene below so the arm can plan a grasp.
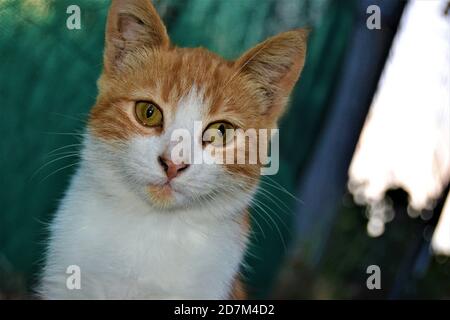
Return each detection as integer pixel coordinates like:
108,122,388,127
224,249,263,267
104,0,170,73
235,29,308,118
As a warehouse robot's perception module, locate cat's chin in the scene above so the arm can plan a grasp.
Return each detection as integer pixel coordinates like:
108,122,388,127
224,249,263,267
146,183,177,209
145,182,194,210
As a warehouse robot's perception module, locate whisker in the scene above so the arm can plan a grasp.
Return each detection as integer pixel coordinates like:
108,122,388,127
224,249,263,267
30,154,80,181
256,186,293,216
251,196,291,238
249,198,287,251
229,172,304,204
46,151,80,159
43,132,86,139
47,143,83,156
38,162,80,184
50,112,88,124
264,175,303,204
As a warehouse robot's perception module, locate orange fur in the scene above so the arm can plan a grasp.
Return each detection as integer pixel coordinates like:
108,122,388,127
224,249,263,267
226,209,250,299
230,277,247,300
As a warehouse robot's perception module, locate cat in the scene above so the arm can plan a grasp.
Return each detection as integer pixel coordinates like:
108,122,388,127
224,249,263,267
39,0,307,299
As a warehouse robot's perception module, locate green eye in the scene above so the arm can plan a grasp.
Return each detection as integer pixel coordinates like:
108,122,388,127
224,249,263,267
135,101,163,127
204,122,235,146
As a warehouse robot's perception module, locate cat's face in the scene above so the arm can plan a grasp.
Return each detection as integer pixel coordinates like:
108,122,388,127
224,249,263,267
86,0,307,211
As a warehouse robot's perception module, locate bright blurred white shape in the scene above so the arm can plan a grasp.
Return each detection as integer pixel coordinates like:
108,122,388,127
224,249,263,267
348,0,450,245
432,195,450,255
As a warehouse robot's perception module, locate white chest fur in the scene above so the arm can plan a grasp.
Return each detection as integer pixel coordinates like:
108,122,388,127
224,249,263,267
40,165,248,299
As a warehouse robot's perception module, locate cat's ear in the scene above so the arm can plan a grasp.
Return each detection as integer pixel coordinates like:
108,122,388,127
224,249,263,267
104,0,170,72
235,29,308,118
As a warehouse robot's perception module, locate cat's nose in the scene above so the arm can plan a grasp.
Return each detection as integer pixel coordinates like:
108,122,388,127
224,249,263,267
158,156,189,180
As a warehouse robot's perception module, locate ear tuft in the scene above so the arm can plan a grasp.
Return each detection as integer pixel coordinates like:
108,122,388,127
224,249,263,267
104,0,170,72
235,28,309,117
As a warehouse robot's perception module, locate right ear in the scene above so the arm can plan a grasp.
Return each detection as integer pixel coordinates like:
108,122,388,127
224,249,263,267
104,0,170,73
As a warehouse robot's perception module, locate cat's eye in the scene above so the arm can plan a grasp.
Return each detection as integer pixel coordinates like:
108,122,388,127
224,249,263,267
135,101,163,127
203,122,235,146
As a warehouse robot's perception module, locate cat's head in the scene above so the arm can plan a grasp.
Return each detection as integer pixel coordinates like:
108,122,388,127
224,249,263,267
87,0,307,212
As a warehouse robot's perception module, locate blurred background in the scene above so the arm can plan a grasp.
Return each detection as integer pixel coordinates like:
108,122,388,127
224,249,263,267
0,0,449,299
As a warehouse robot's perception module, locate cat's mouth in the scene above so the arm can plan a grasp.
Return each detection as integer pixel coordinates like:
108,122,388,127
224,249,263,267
148,182,172,196
146,180,202,210
146,182,179,208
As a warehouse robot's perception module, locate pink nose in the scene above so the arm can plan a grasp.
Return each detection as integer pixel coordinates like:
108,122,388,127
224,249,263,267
158,156,189,180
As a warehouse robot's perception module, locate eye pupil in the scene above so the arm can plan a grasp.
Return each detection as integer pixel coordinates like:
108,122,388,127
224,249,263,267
146,105,155,118
218,124,225,136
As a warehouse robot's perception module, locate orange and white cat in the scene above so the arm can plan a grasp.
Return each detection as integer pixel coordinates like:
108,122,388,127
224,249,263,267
39,0,307,299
